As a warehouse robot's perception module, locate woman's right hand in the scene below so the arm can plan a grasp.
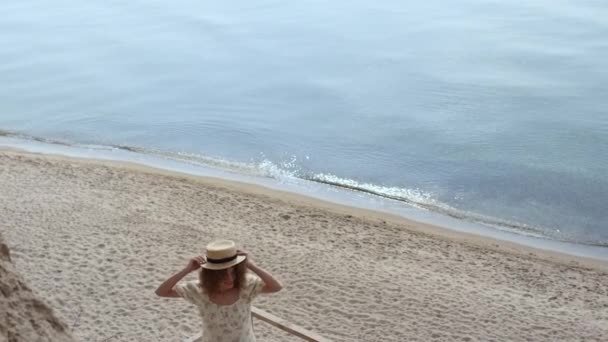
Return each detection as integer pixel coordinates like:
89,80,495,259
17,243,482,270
185,255,206,273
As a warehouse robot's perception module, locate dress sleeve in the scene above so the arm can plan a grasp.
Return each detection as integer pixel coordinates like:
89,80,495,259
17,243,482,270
246,272,266,302
174,281,201,304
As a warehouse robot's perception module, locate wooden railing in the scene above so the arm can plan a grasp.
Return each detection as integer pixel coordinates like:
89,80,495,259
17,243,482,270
184,306,332,342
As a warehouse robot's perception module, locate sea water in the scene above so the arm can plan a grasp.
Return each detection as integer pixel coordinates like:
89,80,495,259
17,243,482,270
1,0,607,246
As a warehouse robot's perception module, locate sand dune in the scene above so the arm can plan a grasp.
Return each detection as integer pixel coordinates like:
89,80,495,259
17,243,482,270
1,233,75,342
1,150,607,341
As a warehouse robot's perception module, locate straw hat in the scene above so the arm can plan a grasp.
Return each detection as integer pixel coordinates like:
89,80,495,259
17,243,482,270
202,240,246,270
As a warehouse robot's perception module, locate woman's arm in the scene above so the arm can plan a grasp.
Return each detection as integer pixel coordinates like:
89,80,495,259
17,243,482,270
155,256,205,298
238,250,283,293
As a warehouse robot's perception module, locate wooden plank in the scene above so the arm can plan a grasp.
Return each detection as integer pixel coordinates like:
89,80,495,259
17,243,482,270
252,307,332,342
183,306,331,342
183,335,202,342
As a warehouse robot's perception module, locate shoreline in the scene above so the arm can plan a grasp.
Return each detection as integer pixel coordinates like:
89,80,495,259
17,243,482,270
0,146,606,269
1,146,607,269
2,135,607,259
2,149,607,341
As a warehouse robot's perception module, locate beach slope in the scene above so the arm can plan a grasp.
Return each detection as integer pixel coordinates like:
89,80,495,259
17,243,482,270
1,233,75,342
1,150,607,341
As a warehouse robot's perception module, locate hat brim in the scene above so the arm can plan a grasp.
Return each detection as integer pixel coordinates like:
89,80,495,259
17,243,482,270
201,255,246,270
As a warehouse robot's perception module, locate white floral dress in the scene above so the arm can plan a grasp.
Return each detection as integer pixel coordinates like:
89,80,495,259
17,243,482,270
175,272,265,342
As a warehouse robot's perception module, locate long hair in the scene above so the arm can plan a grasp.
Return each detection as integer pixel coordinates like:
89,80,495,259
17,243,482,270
199,261,247,295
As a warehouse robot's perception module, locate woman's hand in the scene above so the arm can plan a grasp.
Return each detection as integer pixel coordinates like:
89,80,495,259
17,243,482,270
185,255,206,273
156,256,204,298
236,250,282,293
237,249,254,267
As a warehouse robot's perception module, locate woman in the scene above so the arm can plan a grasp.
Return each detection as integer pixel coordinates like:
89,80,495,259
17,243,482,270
156,239,283,341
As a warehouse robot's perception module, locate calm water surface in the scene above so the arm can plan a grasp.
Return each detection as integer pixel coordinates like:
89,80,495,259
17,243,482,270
1,0,607,245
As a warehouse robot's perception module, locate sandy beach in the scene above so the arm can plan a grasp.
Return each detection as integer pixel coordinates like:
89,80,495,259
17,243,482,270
1,233,76,342
1,149,607,342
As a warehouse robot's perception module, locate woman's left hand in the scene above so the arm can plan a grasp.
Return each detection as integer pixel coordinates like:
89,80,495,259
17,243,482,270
237,249,254,267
